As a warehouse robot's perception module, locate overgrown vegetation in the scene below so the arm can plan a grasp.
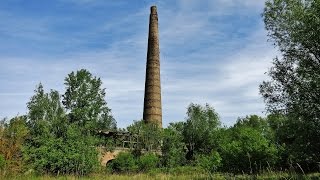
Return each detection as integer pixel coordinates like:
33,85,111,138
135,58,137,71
260,0,320,173
1,0,320,178
0,69,116,176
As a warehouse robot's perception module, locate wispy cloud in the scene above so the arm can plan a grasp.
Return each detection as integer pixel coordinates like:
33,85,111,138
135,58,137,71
0,0,273,127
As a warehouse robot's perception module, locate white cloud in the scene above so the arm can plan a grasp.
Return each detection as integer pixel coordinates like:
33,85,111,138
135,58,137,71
0,0,275,128
159,20,275,126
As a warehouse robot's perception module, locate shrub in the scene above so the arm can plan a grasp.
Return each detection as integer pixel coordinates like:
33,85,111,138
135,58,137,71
219,127,278,173
161,123,186,168
23,126,99,175
196,151,222,173
107,152,137,173
138,153,159,172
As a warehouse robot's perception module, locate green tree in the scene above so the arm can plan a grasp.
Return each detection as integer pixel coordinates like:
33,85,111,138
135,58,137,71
182,103,220,160
260,0,320,170
127,120,161,152
234,115,274,141
0,116,28,173
24,85,69,174
219,124,278,174
265,114,289,170
27,84,66,139
24,69,115,175
63,69,116,133
161,122,186,168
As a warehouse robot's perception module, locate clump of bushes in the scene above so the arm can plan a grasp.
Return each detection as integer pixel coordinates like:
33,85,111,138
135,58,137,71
107,152,137,173
107,152,159,173
138,153,159,172
196,151,221,173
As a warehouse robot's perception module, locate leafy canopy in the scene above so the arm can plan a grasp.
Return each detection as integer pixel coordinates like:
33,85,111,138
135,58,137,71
183,103,220,159
261,0,320,170
24,69,115,175
63,69,116,133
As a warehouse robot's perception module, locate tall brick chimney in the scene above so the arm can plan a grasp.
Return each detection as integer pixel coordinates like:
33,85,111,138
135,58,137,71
143,6,162,127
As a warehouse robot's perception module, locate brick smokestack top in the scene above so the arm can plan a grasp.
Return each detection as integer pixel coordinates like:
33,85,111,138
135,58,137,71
143,5,162,128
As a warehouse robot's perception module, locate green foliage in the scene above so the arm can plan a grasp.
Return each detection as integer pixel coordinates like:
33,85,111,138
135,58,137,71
23,69,115,175
27,85,66,139
234,115,275,141
219,117,279,174
63,69,116,133
265,114,289,169
107,152,158,174
138,153,159,172
107,152,137,173
196,151,221,173
23,125,98,175
161,122,186,168
183,103,220,159
127,120,162,152
261,0,320,171
235,115,267,130
0,116,29,173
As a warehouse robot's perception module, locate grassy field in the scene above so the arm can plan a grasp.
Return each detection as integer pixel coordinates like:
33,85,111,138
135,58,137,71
1,173,320,180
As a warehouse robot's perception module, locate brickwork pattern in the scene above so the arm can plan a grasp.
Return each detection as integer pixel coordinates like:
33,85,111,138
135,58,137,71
143,6,162,127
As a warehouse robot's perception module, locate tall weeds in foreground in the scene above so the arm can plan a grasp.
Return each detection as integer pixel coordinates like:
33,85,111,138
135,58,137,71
1,171,320,180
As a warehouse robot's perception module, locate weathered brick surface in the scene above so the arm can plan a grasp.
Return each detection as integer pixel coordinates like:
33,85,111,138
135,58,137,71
143,6,162,128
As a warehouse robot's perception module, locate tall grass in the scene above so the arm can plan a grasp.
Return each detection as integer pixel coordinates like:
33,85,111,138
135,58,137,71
1,172,320,180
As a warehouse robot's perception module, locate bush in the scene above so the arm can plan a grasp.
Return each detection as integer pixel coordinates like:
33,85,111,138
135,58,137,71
196,151,221,173
161,124,186,168
107,152,137,173
138,153,159,172
219,127,278,173
23,126,99,175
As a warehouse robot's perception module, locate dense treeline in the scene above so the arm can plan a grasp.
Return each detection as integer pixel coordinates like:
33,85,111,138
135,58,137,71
107,109,286,175
1,0,320,177
0,91,317,176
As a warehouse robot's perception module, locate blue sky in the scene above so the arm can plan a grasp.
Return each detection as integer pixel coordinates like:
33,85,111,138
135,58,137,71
0,0,277,128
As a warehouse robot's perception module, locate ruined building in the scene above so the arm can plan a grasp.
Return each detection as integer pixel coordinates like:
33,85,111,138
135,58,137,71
143,6,162,128
100,6,163,165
